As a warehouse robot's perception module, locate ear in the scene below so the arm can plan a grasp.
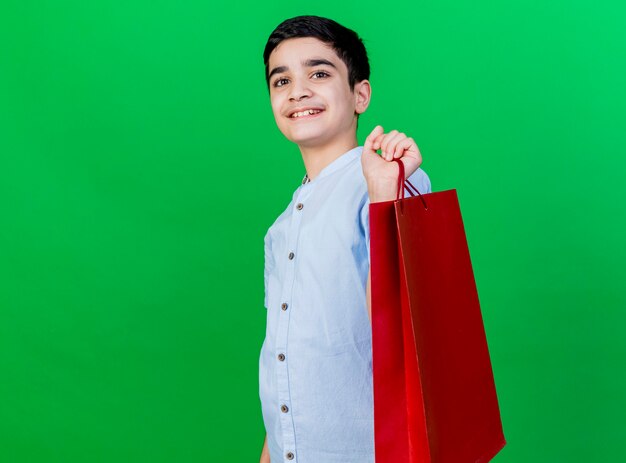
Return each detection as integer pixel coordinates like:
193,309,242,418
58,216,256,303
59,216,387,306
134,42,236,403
354,79,372,115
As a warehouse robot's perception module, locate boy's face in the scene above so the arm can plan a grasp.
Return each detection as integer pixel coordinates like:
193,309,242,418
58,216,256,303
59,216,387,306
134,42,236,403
267,37,368,148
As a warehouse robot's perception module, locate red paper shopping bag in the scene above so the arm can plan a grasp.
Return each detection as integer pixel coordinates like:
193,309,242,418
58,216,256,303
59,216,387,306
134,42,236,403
370,159,506,463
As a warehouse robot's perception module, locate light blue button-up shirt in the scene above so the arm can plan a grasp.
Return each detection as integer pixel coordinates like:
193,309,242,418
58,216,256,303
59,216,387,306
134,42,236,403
259,145,432,463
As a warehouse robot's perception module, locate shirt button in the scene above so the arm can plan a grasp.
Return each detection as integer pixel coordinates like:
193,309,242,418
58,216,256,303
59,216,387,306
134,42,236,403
281,404,289,413
288,251,294,260
286,452,295,460
296,203,303,210
277,353,285,361
281,302,288,311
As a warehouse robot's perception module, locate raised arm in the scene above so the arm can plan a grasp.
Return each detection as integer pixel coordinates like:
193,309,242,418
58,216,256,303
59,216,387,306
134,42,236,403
362,124,423,324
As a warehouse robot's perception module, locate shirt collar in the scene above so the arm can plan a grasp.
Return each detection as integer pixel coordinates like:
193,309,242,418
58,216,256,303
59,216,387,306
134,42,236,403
301,145,363,185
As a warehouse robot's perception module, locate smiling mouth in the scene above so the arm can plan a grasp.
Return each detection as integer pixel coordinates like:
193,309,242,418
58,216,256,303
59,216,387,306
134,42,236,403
289,109,325,120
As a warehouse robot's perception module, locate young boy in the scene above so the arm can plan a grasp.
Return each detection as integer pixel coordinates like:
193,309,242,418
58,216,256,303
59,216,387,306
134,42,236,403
259,15,432,463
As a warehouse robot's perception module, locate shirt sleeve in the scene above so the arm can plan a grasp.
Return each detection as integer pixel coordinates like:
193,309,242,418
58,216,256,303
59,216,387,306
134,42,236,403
359,167,432,267
359,193,371,266
407,167,432,194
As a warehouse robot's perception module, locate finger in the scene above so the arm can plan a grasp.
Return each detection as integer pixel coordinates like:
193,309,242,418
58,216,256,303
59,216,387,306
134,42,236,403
380,130,399,157
400,138,423,169
403,137,422,164
393,137,414,159
364,125,383,153
385,132,407,159
372,133,385,151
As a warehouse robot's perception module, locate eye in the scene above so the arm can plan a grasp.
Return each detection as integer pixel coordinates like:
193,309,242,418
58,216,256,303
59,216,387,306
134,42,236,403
313,71,330,79
273,77,289,88
273,71,330,88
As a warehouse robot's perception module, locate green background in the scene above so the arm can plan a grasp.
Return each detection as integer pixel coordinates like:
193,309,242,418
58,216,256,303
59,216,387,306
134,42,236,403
1,0,624,461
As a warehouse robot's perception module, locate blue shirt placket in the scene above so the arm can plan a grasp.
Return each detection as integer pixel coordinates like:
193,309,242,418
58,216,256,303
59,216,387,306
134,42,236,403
275,182,312,462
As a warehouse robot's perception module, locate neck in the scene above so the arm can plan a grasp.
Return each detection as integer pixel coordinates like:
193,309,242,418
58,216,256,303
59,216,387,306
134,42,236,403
299,135,359,182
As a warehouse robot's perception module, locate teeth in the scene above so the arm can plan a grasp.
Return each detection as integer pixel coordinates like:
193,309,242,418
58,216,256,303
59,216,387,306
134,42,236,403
291,109,322,118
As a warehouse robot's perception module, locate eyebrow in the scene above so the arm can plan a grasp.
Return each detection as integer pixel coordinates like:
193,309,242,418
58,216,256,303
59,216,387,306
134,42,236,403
268,58,337,80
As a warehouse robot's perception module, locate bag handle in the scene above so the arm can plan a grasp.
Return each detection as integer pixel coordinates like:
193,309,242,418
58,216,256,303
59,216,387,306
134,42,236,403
394,159,428,210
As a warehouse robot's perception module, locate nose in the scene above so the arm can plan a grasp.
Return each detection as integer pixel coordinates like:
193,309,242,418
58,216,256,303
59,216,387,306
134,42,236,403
288,78,312,102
